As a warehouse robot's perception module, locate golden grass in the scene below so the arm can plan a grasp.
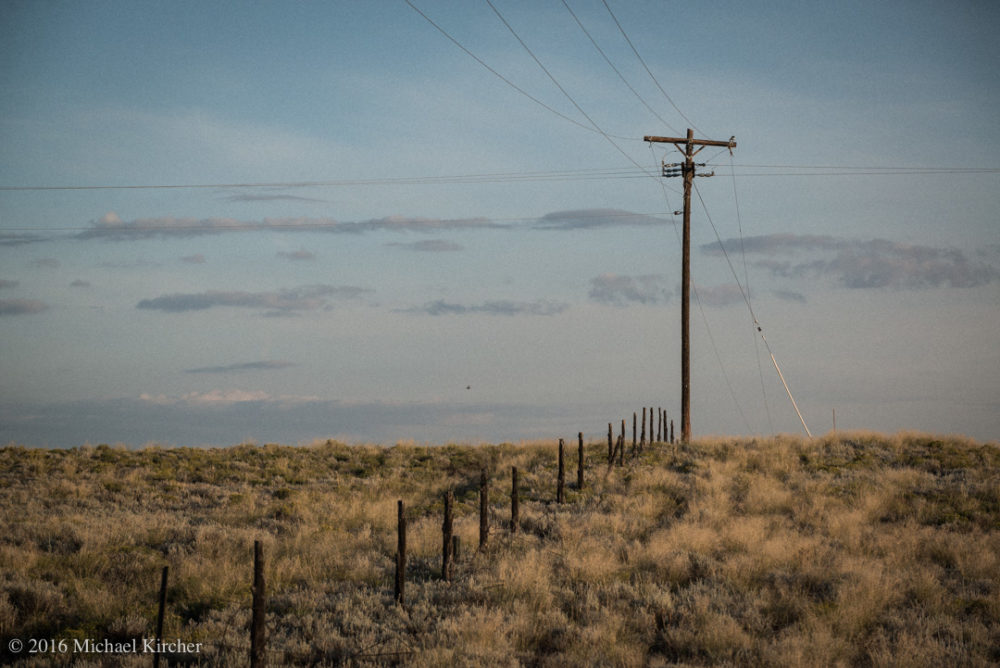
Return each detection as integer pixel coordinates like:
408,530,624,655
1,431,998,666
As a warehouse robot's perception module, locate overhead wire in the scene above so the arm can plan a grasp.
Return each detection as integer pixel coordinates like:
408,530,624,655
693,180,812,437
3,163,993,193
482,0,657,179
559,0,681,135
731,151,774,434
402,0,636,142
600,0,704,135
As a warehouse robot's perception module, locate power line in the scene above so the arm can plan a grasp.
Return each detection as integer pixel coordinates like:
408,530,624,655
402,0,636,141
0,208,679,233
2,163,994,192
559,0,680,135
483,0,652,175
601,0,704,135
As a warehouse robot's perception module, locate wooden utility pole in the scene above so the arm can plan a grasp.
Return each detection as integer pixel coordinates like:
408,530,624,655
644,129,735,443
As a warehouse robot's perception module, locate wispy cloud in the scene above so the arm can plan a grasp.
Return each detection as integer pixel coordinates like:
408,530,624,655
589,274,671,306
702,234,999,289
136,284,372,314
385,239,464,252
405,299,568,316
77,212,500,240
534,209,671,231
694,283,745,307
184,360,296,374
773,289,807,303
277,249,316,261
0,233,50,247
0,298,49,316
222,192,327,203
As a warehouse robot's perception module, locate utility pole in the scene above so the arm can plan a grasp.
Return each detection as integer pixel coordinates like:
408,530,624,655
644,129,736,442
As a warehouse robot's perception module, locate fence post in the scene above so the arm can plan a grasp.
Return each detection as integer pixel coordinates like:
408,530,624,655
557,439,565,503
577,432,584,489
607,423,613,463
617,434,624,467
641,407,646,446
670,419,675,444
251,541,266,668
395,500,406,605
153,566,168,668
633,412,638,453
649,407,655,443
479,469,489,551
511,466,519,533
442,491,454,581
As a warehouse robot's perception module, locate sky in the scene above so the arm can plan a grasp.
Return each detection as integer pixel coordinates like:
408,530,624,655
1,0,998,447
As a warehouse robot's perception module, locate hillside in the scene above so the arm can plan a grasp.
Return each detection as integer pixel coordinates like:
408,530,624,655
1,432,998,666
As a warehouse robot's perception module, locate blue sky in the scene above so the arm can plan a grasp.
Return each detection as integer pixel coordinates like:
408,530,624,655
2,0,998,447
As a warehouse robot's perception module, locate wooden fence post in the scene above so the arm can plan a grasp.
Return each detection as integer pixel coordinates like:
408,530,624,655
657,408,662,442
577,432,584,489
153,566,168,668
607,422,613,463
479,469,489,551
511,466,519,533
557,439,565,503
395,500,406,605
442,491,454,581
641,407,646,446
251,541,266,668
649,407,655,443
632,412,637,453
670,419,675,444
617,434,624,467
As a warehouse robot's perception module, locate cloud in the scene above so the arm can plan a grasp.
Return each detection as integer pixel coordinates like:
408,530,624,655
136,284,372,314
385,239,464,252
184,360,296,374
406,299,568,316
30,258,60,268
181,254,206,264
772,289,807,303
534,209,671,231
589,274,671,306
70,279,91,288
223,192,326,203
76,213,500,240
694,283,745,307
277,249,316,261
702,234,1000,289
0,280,19,289
0,233,49,247
0,298,49,316
140,389,276,406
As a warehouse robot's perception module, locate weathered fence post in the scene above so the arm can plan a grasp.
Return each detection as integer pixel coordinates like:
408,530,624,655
577,432,584,489
657,407,662,442
607,423,613,463
649,407,655,443
641,407,646,446
618,434,624,467
479,469,489,550
395,501,407,605
153,566,168,668
251,541,266,668
632,412,637,453
511,466,519,533
670,419,675,444
442,491,454,581
557,439,565,503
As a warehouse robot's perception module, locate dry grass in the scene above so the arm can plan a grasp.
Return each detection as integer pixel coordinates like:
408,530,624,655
1,431,998,666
